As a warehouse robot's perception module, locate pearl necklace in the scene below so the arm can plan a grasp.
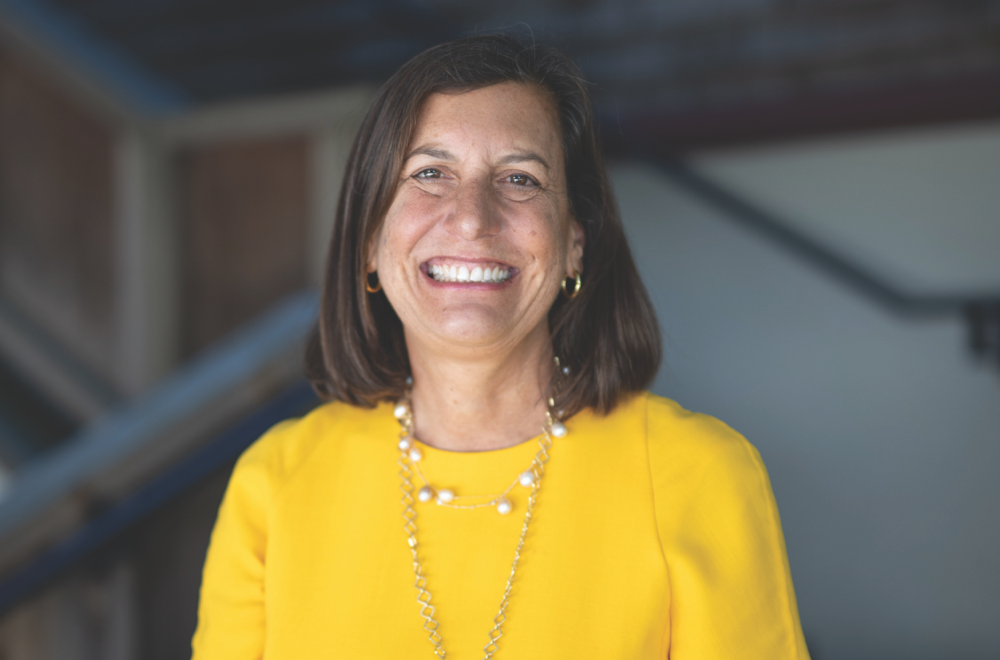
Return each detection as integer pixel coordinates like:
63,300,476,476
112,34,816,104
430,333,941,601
395,358,567,659
397,412,566,516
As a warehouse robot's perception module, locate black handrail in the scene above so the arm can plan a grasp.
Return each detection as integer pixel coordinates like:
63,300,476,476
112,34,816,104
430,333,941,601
645,155,1000,367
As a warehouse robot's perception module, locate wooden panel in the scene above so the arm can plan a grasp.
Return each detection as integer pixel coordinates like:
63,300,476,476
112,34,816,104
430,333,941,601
179,136,309,355
0,45,116,375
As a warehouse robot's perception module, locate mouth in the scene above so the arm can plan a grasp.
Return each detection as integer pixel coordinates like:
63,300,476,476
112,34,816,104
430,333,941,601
422,258,516,284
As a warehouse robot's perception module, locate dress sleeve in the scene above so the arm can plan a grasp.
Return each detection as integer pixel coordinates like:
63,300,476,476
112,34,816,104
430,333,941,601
647,398,810,659
191,432,279,660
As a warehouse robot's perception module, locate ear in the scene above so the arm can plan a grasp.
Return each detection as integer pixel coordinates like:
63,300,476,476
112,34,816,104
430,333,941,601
566,218,585,276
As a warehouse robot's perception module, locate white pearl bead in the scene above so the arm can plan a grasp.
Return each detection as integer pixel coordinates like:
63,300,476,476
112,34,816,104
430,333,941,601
408,447,422,462
551,420,567,438
398,437,412,451
417,485,434,502
518,470,535,487
394,404,408,419
436,489,454,503
496,498,512,515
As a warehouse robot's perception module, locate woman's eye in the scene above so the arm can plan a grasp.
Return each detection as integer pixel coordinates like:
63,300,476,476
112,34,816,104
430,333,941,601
413,168,442,180
505,173,538,187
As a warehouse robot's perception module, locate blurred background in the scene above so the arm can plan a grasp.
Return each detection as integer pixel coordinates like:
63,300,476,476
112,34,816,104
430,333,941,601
0,0,998,658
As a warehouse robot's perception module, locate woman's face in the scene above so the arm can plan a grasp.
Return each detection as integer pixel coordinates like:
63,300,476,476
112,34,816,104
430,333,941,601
370,82,584,356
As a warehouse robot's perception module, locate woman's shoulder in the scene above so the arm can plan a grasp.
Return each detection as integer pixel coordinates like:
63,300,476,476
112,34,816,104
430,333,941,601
578,391,760,477
644,392,754,462
641,391,772,514
582,391,764,489
233,399,391,486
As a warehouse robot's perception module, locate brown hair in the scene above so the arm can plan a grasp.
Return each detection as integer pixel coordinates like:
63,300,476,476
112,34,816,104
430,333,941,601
306,33,661,416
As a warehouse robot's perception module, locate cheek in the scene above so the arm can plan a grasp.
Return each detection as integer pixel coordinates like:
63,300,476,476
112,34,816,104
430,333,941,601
383,191,444,244
378,200,427,262
513,228,565,282
520,206,570,265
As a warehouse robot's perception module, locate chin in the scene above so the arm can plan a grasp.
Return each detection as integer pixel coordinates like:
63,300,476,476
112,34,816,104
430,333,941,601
430,313,516,348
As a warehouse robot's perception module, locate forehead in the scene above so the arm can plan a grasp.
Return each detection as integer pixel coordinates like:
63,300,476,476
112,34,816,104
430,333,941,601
409,83,563,160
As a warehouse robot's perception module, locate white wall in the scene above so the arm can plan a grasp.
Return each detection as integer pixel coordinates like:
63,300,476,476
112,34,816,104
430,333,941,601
612,157,1000,659
691,120,1000,294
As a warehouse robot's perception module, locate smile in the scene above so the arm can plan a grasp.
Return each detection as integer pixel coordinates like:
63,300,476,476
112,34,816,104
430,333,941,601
425,260,513,283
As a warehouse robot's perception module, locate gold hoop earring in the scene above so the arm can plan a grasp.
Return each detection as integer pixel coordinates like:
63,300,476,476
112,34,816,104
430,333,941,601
365,271,381,293
561,271,582,299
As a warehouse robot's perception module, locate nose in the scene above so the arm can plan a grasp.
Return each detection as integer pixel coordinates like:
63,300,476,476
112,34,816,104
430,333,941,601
445,177,500,241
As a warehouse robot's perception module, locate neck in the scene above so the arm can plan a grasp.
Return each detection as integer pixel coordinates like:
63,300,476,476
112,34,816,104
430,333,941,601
406,327,555,452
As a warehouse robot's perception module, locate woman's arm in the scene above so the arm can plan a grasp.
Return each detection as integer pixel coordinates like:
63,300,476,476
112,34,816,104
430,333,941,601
647,396,810,659
191,427,283,660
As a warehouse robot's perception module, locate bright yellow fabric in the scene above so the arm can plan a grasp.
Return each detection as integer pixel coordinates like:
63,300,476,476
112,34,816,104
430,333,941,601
192,392,810,659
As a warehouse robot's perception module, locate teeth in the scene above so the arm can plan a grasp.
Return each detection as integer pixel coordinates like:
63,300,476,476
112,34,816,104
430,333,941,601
428,264,511,283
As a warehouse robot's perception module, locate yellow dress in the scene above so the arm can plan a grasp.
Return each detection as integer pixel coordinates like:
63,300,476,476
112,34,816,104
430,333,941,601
192,392,810,659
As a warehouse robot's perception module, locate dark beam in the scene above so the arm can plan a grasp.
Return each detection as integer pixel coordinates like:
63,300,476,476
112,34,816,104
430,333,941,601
68,0,459,101
58,0,332,38
174,37,433,101
130,20,420,81
602,69,1000,153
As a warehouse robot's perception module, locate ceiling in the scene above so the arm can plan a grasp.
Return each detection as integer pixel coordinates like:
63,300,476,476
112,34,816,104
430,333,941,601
1,0,998,298
2,0,999,146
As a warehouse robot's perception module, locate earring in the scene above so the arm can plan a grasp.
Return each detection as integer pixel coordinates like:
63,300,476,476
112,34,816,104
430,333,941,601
561,270,582,299
365,271,381,293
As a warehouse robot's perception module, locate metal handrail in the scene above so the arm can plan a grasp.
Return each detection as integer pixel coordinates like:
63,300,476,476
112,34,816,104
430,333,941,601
0,296,120,417
646,155,1000,365
0,290,318,556
0,379,317,616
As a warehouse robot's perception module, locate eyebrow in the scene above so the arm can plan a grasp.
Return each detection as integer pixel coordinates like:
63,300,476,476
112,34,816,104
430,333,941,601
404,146,551,172
405,146,455,162
497,152,550,171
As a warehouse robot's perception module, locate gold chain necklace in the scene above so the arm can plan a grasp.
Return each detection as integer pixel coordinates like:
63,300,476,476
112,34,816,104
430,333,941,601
409,457,528,513
400,417,566,515
395,359,567,659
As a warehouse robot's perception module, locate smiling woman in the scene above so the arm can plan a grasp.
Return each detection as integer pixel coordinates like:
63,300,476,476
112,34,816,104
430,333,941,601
192,35,810,660
371,82,585,423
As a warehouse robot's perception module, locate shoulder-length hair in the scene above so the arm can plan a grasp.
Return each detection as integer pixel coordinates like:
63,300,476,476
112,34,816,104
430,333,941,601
306,33,661,417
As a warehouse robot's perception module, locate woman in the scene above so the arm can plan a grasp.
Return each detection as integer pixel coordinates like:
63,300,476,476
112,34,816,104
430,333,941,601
193,35,810,659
